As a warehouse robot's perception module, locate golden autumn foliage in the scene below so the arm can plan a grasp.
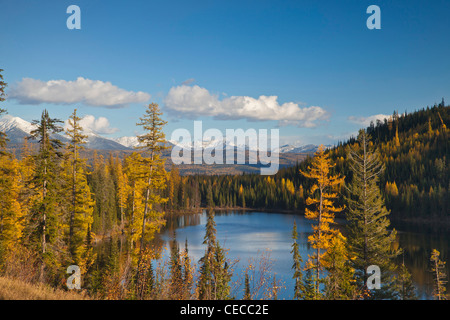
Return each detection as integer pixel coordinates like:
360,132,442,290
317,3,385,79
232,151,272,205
300,145,345,296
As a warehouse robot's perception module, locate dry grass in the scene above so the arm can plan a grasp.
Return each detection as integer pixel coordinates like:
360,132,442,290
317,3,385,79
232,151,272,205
0,276,90,300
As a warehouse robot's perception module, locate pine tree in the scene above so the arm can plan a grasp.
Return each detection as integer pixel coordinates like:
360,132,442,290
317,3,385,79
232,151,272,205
395,258,417,300
90,153,116,236
291,220,304,299
181,239,193,299
169,232,182,299
345,129,401,299
64,109,95,272
198,210,231,300
300,145,345,298
114,156,129,232
28,109,64,282
430,249,447,300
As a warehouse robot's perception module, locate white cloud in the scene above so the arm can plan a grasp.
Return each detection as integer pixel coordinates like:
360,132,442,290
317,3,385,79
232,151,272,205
65,115,119,135
348,114,390,127
9,77,151,108
164,85,329,127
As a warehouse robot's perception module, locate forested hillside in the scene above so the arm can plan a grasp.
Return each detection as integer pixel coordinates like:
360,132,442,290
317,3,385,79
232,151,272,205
187,103,450,223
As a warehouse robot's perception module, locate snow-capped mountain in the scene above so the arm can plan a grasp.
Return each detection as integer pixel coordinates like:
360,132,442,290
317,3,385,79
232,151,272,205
0,115,130,150
113,136,141,148
278,144,331,153
1,115,330,153
168,138,328,154
0,115,36,134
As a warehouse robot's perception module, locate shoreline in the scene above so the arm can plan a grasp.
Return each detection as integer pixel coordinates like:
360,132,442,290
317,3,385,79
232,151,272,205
165,206,450,229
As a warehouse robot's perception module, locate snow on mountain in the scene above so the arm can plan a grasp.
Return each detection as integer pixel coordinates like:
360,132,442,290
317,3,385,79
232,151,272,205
113,136,141,148
0,115,130,150
0,115,36,134
1,115,332,153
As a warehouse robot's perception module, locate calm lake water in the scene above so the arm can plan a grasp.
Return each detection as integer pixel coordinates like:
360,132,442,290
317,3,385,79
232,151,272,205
159,210,449,300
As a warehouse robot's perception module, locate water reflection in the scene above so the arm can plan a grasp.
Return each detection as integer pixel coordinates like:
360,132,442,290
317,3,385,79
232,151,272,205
158,210,449,300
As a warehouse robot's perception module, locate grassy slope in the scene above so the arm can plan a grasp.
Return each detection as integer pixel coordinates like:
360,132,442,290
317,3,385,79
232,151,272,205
0,276,90,300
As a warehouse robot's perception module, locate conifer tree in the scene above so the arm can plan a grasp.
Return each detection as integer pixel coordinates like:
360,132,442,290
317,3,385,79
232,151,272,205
123,152,146,254
300,145,345,298
0,156,24,272
28,109,64,281
182,239,193,299
115,156,128,232
169,232,182,299
430,249,447,300
345,129,401,299
136,103,168,253
395,258,417,300
198,210,231,300
291,220,304,299
64,109,95,272
90,153,116,235
323,232,357,300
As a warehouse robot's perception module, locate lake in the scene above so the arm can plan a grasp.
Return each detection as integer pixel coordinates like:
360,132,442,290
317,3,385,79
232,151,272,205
159,210,450,300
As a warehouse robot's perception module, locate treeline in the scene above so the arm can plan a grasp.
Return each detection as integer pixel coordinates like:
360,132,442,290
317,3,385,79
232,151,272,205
188,103,450,223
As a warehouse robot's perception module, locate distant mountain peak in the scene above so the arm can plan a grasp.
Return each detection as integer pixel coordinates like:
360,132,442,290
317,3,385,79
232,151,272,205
0,115,36,134
0,114,130,151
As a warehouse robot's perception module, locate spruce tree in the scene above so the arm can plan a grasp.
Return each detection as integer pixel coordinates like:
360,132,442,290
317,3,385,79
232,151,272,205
182,239,193,299
64,109,95,271
395,259,417,300
169,232,182,299
28,109,64,282
291,220,304,299
198,210,231,300
345,129,401,299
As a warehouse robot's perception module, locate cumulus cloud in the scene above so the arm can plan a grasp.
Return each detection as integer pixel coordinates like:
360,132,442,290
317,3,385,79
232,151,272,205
348,114,391,127
65,115,119,135
164,85,329,127
9,77,151,108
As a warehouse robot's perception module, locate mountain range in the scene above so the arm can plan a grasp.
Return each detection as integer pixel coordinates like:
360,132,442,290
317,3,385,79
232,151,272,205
0,115,327,153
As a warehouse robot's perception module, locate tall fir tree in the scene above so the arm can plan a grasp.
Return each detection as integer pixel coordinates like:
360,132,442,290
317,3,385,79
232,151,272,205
345,129,401,299
291,220,304,299
198,210,231,300
64,109,95,273
28,109,65,282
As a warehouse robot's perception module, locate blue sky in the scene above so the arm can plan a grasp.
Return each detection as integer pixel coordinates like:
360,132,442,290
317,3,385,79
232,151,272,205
1,0,450,145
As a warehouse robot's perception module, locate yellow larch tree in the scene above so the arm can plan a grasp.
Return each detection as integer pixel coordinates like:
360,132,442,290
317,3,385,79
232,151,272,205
300,145,345,298
0,156,25,272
